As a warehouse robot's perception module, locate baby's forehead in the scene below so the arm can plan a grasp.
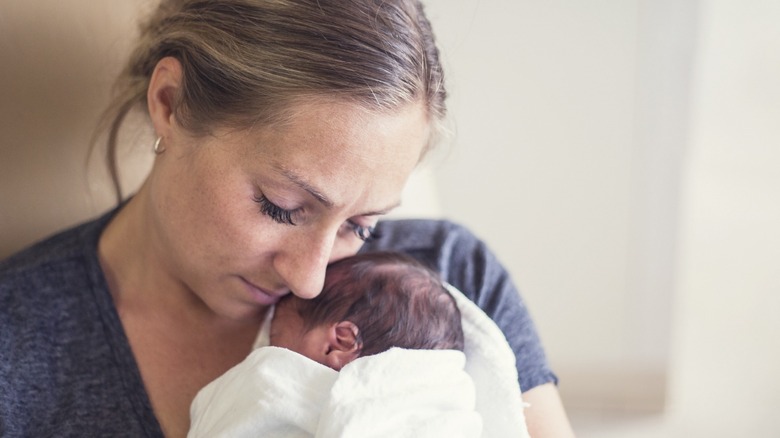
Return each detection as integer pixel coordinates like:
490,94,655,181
275,295,301,312
272,296,301,321
271,298,317,339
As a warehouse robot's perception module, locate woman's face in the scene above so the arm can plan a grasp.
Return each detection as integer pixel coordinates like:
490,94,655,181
148,100,430,321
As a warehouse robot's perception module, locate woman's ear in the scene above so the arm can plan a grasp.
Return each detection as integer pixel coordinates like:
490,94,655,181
324,321,361,371
147,56,182,140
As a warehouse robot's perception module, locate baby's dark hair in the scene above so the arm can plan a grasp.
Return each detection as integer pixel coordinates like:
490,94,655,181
293,251,464,356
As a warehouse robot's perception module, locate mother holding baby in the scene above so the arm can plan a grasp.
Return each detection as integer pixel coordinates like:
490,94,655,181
0,0,574,436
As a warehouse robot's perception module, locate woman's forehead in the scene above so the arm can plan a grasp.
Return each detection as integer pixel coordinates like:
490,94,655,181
244,101,430,207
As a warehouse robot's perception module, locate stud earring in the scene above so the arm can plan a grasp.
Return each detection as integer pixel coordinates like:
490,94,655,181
153,136,166,155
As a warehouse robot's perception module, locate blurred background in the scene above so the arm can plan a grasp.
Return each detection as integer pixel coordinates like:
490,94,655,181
1,1,778,436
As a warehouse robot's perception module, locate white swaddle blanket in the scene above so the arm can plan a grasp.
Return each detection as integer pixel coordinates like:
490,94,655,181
188,284,530,438
189,346,481,438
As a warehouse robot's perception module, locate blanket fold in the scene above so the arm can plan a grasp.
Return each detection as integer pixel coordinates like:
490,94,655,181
316,348,482,438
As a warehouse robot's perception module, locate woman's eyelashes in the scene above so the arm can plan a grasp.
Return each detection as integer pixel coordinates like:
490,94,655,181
347,220,380,242
253,194,298,225
254,193,380,241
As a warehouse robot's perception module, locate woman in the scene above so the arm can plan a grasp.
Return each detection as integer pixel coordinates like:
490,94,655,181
0,0,573,436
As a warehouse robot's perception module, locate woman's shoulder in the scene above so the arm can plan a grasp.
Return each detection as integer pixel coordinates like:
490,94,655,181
1,211,116,361
1,215,103,277
0,210,114,304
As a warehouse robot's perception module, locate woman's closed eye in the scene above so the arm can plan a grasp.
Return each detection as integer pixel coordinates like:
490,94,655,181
254,193,380,241
253,194,300,225
347,220,380,242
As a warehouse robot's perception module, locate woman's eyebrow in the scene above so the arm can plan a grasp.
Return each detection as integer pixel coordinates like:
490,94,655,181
278,167,334,208
276,166,401,216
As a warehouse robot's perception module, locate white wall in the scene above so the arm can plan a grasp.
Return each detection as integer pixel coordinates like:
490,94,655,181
573,0,780,435
668,0,780,432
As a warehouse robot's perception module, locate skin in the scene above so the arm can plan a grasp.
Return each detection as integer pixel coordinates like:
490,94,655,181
99,57,429,437
269,297,360,371
268,299,324,360
523,384,576,437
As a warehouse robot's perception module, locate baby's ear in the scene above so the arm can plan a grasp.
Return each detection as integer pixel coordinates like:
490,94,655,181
324,321,361,371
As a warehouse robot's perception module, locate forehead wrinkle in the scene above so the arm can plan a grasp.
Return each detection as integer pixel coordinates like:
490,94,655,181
272,164,335,208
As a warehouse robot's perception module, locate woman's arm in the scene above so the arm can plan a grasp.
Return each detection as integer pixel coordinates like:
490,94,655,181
523,383,576,437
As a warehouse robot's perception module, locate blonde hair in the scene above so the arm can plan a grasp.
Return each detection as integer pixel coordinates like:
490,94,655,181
99,0,447,201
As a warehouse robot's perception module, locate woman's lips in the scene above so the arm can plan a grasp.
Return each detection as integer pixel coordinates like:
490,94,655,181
239,277,284,306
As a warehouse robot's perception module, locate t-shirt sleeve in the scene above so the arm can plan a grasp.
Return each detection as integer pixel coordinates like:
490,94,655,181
359,219,558,392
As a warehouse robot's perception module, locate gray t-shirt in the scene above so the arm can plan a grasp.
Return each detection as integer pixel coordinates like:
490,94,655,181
0,207,556,437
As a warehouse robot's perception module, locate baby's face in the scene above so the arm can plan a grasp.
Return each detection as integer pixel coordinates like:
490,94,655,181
269,298,330,366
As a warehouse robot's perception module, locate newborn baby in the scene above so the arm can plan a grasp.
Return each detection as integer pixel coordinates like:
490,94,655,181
268,251,465,370
189,252,493,438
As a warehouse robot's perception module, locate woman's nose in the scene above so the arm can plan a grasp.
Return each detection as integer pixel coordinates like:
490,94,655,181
273,228,336,300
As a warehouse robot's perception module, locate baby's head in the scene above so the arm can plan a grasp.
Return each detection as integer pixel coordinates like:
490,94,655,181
270,252,464,370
